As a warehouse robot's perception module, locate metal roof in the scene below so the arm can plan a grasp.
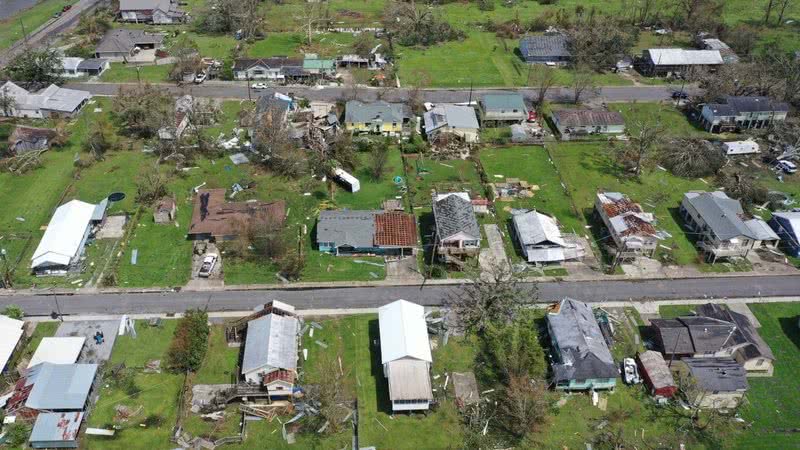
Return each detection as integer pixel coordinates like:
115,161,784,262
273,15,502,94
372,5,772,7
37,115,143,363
683,191,755,240
432,193,480,242
344,100,411,124
378,300,432,364
25,363,98,410
637,350,675,390
0,315,24,372
553,109,625,127
519,35,571,58
31,199,97,269
744,219,780,241
387,359,433,401
30,412,83,445
241,314,299,375
480,93,526,112
684,358,748,392
512,210,565,247
645,48,723,66
423,105,479,133
548,298,617,382
28,337,86,368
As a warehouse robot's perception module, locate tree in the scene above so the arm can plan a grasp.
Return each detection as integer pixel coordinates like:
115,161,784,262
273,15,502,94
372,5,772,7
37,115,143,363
252,100,306,178
368,139,391,181
76,9,113,43
279,251,306,280
2,304,24,320
478,310,547,384
3,423,31,448
112,85,172,138
660,138,726,178
166,309,209,373
296,2,324,46
776,0,793,24
571,67,599,104
529,64,556,106
613,110,665,176
567,20,638,71
4,47,63,86
673,0,724,33
84,116,118,159
444,265,537,335
51,119,70,147
304,350,354,434
196,0,264,37
382,1,464,47
0,86,18,117
135,165,168,205
169,36,203,83
496,376,552,438
766,50,800,106
722,24,759,57
351,32,377,58
715,168,768,212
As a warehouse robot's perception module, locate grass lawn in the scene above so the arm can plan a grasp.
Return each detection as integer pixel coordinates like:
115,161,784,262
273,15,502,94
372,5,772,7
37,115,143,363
193,325,239,385
612,102,716,139
333,149,405,210
100,63,173,83
0,0,77,50
404,155,484,207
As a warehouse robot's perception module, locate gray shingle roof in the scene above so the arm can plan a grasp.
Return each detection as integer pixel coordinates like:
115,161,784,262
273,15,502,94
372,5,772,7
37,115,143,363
423,105,479,133
25,363,98,410
317,210,379,248
548,298,617,383
241,314,299,374
519,35,571,59
553,109,625,127
345,100,411,124
96,29,164,54
684,358,748,392
76,58,107,71
432,194,479,241
696,303,774,360
683,191,755,240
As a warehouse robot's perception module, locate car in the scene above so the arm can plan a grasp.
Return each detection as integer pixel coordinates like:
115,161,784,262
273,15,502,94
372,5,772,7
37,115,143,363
62,4,72,12
671,90,689,100
777,160,798,174
622,358,641,385
198,254,218,278
194,71,207,84
251,82,268,90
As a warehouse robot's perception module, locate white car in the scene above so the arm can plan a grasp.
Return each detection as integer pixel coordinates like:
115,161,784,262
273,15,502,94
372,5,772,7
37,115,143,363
251,82,269,90
194,71,207,84
198,254,218,278
777,160,797,174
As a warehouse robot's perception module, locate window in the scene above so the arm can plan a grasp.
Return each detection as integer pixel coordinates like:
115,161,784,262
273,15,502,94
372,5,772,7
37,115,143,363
463,240,478,247
756,359,764,367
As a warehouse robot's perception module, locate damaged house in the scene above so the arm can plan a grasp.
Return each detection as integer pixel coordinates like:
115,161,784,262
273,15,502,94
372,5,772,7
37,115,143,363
511,210,585,264
432,193,481,264
31,199,106,275
241,313,300,397
188,189,286,241
317,210,417,257
594,192,658,260
423,104,480,144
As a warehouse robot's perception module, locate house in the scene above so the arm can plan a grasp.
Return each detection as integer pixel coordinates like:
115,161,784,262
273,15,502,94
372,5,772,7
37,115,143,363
241,313,299,397
0,81,91,119
423,105,480,143
0,315,25,374
94,29,165,61
302,55,337,77
680,191,779,262
7,126,57,155
378,300,433,412
638,48,723,76
31,199,102,275
76,58,109,77
650,303,775,376
233,57,304,81
594,192,658,260
29,412,84,449
317,210,417,257
551,109,626,137
337,53,387,70
7,363,98,416
60,57,84,78
432,193,481,262
721,139,759,156
679,358,748,409
158,94,193,140
153,197,177,224
511,210,585,264
188,189,286,241
478,93,528,125
700,38,739,64
636,351,677,398
700,96,790,133
519,35,571,65
344,100,412,136
769,211,800,257
547,298,617,391
118,0,186,24
28,337,86,368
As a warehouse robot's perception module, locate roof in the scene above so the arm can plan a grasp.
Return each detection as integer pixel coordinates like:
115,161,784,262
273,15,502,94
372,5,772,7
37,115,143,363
61,57,83,71
30,412,83,444
683,191,754,240
684,358,748,392
188,189,286,239
96,29,164,54
28,337,86,368
553,109,625,128
303,58,335,70
772,211,800,238
25,363,98,410
744,219,780,241
241,314,299,374
423,105,479,133
344,100,411,124
378,300,432,364
637,351,675,390
480,93,526,112
119,0,175,11
695,303,774,360
374,212,418,247
701,38,730,50
317,210,378,248
31,199,97,269
513,210,566,247
432,193,480,241
650,318,696,354
387,359,433,401
706,96,790,116
548,298,617,382
596,192,656,238
519,35,571,58
233,57,303,71
722,140,759,155
645,48,724,66
0,315,24,372
8,126,56,149
76,58,107,71
1,82,90,114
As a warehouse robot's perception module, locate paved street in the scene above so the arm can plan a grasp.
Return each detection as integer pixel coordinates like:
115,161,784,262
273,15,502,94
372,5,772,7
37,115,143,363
64,81,695,104
1,275,797,317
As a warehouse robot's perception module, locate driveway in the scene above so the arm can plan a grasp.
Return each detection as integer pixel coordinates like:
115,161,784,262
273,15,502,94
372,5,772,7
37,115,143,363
480,224,510,278
385,256,423,283
55,320,118,363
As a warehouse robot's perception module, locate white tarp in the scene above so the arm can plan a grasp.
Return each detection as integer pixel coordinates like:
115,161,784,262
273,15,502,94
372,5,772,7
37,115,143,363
0,315,24,372
31,200,97,269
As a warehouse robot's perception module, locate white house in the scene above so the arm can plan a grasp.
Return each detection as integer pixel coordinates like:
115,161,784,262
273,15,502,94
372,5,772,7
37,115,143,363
378,300,433,412
0,82,91,119
31,200,99,275
423,104,480,143
512,210,585,263
60,57,85,78
241,313,299,397
0,315,24,373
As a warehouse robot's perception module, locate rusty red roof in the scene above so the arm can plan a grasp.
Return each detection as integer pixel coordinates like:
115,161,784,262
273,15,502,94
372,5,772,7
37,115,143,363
374,212,418,247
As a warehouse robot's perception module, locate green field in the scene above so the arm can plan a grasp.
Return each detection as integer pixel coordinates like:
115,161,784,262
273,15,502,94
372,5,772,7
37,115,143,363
0,0,77,50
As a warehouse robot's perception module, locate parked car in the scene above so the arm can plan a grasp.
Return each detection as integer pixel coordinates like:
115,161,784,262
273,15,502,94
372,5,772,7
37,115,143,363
251,82,268,90
778,160,798,174
622,358,641,385
194,71,207,84
62,4,72,12
671,90,689,100
198,254,218,278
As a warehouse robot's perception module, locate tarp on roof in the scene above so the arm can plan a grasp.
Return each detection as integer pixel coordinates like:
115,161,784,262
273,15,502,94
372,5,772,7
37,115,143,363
378,300,432,364
0,315,24,372
28,337,86,368
241,314,299,375
25,363,98,410
31,200,97,269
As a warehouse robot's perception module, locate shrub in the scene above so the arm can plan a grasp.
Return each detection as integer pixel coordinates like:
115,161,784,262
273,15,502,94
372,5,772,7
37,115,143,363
166,309,209,373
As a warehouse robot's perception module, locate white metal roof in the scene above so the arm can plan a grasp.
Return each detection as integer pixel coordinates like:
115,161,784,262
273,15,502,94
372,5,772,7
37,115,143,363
241,313,299,374
513,210,566,247
28,337,86,368
378,300,432,364
0,315,24,372
647,48,723,66
31,200,97,269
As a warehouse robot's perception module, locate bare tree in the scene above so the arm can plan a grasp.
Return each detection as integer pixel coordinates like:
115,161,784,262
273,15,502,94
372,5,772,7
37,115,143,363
529,65,557,106
777,0,793,23
295,2,323,46
368,139,391,181
613,109,665,176
496,376,552,439
765,0,776,23
0,86,18,117
571,67,599,104
660,138,726,178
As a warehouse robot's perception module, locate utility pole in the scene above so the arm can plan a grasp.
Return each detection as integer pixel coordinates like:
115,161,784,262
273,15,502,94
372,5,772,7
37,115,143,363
246,75,252,102
0,249,11,289
19,18,28,46
467,80,473,105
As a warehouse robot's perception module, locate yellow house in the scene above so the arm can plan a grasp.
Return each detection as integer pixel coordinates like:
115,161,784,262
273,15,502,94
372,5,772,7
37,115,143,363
344,100,412,136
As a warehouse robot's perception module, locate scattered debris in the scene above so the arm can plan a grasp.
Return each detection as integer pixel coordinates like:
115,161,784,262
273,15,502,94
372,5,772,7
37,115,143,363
314,340,328,349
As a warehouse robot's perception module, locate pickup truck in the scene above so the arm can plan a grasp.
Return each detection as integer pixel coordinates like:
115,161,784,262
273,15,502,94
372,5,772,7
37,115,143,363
198,254,218,278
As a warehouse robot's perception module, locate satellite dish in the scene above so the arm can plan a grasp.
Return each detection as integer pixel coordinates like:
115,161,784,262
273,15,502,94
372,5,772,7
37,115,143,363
108,192,126,202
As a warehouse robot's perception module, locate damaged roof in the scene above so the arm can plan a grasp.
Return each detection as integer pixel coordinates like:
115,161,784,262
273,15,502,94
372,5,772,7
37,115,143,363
188,189,286,239
553,109,625,128
548,298,617,383
432,193,480,241
684,357,748,392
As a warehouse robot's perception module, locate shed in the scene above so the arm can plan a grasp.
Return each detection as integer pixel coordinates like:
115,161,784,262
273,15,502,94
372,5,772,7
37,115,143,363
241,314,299,396
0,315,24,373
153,197,176,224
333,167,360,192
378,300,433,412
722,140,759,156
29,412,83,448
31,199,98,274
28,337,86,368
636,351,677,398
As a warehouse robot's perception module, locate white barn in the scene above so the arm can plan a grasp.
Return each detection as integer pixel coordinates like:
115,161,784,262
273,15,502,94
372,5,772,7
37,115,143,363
241,313,299,397
31,200,99,275
378,300,433,412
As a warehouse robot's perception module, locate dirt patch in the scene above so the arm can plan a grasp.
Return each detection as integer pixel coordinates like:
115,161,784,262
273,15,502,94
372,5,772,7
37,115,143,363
337,9,364,19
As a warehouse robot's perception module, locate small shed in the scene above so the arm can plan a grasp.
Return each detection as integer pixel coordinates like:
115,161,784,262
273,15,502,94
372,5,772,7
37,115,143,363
334,168,360,192
636,351,677,398
722,140,759,156
153,197,177,224
29,412,83,449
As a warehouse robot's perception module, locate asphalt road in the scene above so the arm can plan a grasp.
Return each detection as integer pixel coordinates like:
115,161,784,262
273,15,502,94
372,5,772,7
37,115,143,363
65,82,694,103
1,275,797,317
